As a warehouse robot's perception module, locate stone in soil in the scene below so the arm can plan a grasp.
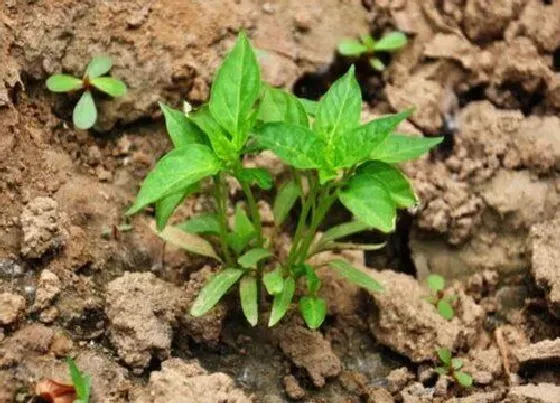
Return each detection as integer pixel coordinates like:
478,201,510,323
505,383,560,403
513,338,560,368
20,197,64,259
33,269,62,310
386,367,415,393
0,293,26,325
283,375,305,400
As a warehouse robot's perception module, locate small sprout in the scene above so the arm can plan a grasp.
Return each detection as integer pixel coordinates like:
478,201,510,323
337,31,407,71
67,357,91,403
34,357,91,403
46,55,127,129
435,348,473,388
426,274,456,320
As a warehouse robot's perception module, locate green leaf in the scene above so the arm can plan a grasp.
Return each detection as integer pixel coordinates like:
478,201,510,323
454,371,473,388
85,55,112,79
238,248,273,269
209,32,260,149
358,161,417,208
73,91,97,129
369,58,386,71
258,85,308,126
237,167,273,190
155,183,199,231
338,40,368,56
67,357,91,403
240,275,258,326
273,180,300,226
437,299,455,320
373,32,407,51
159,103,203,148
127,145,221,215
228,205,257,253
330,110,411,168
176,213,221,235
339,174,397,233
46,74,83,92
426,274,445,292
328,259,384,292
190,268,244,316
149,221,221,261
314,66,362,147
360,34,375,49
269,276,295,326
299,98,318,117
436,348,452,366
372,134,443,163
190,105,237,161
304,265,321,294
452,358,463,370
299,296,327,329
255,122,327,169
264,268,284,295
91,77,127,97
318,221,371,246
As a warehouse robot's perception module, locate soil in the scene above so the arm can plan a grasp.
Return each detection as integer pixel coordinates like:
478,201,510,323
2,0,560,402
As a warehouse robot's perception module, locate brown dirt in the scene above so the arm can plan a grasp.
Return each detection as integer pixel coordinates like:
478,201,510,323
2,0,560,401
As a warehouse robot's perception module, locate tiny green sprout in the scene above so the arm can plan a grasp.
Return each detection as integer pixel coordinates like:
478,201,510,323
67,357,91,403
338,31,407,71
426,274,456,320
435,348,473,388
46,55,127,129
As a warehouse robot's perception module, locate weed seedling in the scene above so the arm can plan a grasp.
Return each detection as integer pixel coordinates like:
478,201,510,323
426,274,456,320
338,32,407,71
127,32,442,329
67,357,91,403
34,357,91,402
46,56,127,129
435,348,473,388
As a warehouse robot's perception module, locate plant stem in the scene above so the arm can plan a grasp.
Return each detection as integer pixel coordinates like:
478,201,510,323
213,174,234,266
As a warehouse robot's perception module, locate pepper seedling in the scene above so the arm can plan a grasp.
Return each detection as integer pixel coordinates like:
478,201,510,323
426,274,457,320
338,32,407,71
435,348,473,388
46,56,127,129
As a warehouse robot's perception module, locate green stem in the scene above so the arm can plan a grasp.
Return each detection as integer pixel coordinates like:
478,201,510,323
213,174,234,266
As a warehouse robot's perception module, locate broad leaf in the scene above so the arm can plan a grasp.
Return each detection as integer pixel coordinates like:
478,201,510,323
371,135,443,163
237,167,273,190
264,268,284,295
85,55,112,79
191,105,237,161
255,122,326,169
240,275,258,326
304,264,321,294
91,77,127,97
358,161,417,208
155,183,199,231
73,91,97,129
426,274,445,292
190,268,244,316
67,357,90,403
258,85,308,126
337,40,368,56
437,348,452,366
339,174,396,233
373,32,407,51
238,247,273,269
454,371,473,388
176,213,220,235
328,259,384,292
127,145,221,214
437,299,455,320
299,296,327,329
209,31,260,149
269,276,295,326
46,74,83,92
273,180,300,226
314,66,361,147
159,103,203,147
149,221,221,261
299,98,318,117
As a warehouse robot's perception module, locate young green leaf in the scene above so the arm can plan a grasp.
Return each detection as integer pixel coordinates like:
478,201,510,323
127,145,221,215
304,264,321,294
337,40,368,56
360,34,375,49
91,77,127,97
451,358,463,370
228,205,257,253
264,268,284,295
454,371,473,388
273,180,300,226
371,135,443,163
328,259,384,292
339,174,396,233
67,357,91,403
358,161,417,208
269,276,295,326
46,74,83,92
176,213,221,235
437,299,455,320
149,221,221,261
73,91,97,129
317,221,371,246
239,275,258,326
314,66,362,146
258,85,308,126
155,184,198,231
436,348,453,366
190,268,244,316
85,55,112,79
209,31,260,149
238,248,273,269
426,274,445,292
299,296,327,329
299,98,318,117
237,167,274,190
373,32,407,51
369,58,386,71
159,103,203,148
190,105,237,161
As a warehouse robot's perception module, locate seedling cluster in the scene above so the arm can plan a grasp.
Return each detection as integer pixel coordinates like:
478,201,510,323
127,32,442,328
338,32,407,71
435,348,473,388
46,56,127,129
426,274,457,320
